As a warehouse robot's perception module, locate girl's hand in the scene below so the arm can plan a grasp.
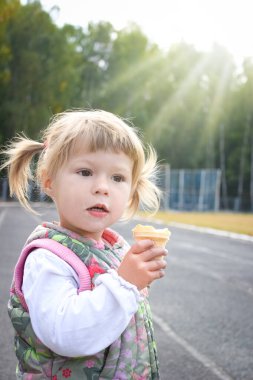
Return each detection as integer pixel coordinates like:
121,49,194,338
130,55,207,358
117,240,167,290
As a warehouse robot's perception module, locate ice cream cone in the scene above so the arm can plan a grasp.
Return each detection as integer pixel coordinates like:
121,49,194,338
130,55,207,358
132,224,171,258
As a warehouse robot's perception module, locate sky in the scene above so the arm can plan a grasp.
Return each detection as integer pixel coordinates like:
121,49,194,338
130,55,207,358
29,0,253,64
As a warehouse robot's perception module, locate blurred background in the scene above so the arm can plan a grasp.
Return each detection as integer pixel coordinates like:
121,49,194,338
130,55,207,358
1,0,253,213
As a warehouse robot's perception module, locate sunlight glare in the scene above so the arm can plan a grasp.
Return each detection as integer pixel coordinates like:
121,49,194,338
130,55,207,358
35,0,253,63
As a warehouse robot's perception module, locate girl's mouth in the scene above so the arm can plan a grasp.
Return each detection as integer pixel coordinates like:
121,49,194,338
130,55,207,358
87,204,109,216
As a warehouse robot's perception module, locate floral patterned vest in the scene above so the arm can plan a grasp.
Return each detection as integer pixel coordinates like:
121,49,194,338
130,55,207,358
8,222,159,379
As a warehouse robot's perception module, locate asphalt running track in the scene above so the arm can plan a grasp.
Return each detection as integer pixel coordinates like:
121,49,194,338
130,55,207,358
0,203,253,379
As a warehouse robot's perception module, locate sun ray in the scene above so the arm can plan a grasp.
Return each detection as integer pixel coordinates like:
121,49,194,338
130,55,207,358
103,50,164,95
145,53,211,137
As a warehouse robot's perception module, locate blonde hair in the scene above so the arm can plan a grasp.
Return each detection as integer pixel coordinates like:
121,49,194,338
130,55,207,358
0,109,161,218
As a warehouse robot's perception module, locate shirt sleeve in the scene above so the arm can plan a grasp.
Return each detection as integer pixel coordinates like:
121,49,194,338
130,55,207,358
22,248,141,357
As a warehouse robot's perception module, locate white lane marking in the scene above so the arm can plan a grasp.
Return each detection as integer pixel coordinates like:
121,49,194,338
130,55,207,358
169,256,253,297
176,242,253,267
152,313,234,380
0,209,7,228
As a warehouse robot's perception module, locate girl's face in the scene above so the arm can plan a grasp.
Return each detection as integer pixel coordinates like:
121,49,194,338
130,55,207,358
44,149,133,241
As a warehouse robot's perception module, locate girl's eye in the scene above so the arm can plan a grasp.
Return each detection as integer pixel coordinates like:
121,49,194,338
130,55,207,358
78,169,92,177
112,174,125,183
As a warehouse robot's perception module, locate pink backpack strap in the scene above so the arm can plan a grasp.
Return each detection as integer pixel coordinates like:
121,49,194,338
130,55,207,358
13,238,91,311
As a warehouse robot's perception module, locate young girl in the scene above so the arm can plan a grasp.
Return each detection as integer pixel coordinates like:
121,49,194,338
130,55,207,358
1,109,167,380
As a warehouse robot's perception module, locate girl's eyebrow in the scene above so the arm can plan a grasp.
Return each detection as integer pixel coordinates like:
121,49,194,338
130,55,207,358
112,167,132,176
71,157,132,173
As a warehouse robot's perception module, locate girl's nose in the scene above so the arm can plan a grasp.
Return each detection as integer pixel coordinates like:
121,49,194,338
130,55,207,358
93,176,109,195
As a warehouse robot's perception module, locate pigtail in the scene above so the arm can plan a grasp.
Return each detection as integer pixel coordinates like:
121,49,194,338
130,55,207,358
0,135,44,212
126,145,161,219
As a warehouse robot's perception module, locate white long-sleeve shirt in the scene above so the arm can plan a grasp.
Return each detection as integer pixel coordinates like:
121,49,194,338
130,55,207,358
22,248,141,357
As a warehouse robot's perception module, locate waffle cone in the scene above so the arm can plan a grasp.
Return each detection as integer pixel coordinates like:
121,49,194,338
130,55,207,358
134,234,168,260
132,225,171,260
133,234,169,248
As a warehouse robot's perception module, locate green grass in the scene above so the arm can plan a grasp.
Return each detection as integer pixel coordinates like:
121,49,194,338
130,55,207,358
138,211,253,236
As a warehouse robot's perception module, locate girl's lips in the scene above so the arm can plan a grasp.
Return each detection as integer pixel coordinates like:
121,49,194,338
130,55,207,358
87,204,109,212
87,204,109,217
87,209,109,218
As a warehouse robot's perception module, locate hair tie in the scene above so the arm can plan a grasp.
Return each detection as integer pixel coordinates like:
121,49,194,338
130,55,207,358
43,140,48,149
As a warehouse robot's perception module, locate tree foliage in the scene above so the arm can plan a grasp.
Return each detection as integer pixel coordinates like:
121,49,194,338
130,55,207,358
0,0,253,210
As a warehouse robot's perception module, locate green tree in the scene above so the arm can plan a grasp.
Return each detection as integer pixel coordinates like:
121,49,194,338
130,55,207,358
100,22,161,123
145,43,209,168
225,58,253,209
71,21,115,107
0,0,20,144
0,1,80,141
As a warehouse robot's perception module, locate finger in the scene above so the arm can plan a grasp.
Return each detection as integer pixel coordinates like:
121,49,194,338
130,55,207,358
147,259,167,272
142,247,168,262
148,269,166,284
158,269,165,278
131,239,154,254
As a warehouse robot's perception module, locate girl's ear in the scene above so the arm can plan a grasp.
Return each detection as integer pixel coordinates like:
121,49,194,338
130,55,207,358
41,170,54,198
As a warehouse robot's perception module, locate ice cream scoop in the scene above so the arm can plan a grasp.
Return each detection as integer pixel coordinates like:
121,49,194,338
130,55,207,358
132,224,171,249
